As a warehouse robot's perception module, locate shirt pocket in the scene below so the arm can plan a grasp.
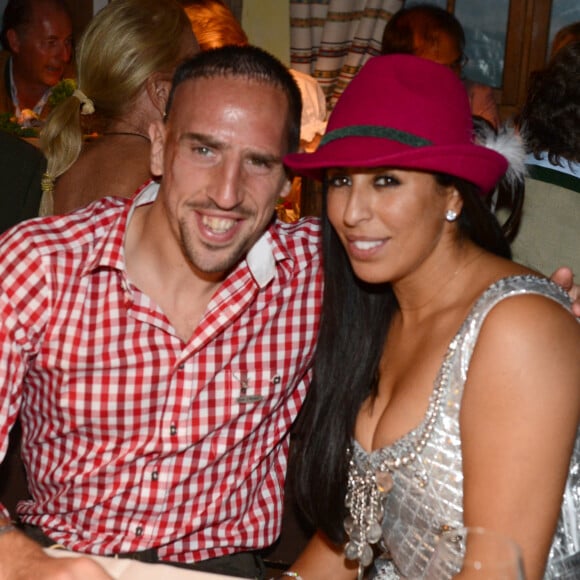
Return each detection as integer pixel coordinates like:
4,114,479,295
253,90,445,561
224,367,284,415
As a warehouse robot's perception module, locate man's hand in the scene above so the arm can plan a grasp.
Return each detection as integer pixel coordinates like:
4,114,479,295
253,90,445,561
550,267,580,317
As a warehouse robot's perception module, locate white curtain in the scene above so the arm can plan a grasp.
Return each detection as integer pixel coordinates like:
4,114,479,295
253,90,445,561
290,0,403,112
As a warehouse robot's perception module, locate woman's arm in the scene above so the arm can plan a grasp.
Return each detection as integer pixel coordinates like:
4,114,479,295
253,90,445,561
460,293,580,580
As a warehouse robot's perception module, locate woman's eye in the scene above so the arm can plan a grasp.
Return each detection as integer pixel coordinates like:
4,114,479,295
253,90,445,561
375,174,400,187
328,175,351,188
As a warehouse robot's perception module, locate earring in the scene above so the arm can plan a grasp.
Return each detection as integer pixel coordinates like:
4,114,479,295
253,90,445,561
445,209,458,222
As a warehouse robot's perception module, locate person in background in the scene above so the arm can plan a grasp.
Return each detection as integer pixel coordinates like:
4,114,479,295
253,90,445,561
39,0,199,215
0,0,72,125
0,129,44,232
283,54,580,580
0,44,320,580
381,3,500,128
180,0,248,50
507,41,580,277
550,21,580,60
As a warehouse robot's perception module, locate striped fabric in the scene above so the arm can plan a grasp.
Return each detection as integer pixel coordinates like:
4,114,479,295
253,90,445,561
290,0,403,111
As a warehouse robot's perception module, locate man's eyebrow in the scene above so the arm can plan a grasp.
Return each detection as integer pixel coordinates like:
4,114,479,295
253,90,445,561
181,132,223,149
181,132,283,163
251,151,283,165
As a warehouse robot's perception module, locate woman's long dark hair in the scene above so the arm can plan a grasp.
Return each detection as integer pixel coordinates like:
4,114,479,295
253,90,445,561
291,174,511,544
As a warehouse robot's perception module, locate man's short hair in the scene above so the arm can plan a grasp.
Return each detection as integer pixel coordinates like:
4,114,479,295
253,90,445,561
165,44,303,155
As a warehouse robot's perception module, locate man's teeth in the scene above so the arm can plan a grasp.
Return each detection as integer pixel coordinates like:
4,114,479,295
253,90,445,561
352,240,382,250
202,216,236,233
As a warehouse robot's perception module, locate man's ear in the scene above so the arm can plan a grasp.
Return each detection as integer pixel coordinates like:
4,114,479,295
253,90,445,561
149,119,166,177
5,29,21,54
145,73,171,117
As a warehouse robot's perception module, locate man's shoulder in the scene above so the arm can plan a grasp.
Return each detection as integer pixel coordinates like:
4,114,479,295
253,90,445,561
0,196,128,258
274,216,321,240
272,216,322,258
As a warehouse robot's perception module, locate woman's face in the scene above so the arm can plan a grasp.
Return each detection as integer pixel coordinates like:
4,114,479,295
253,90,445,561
326,167,458,284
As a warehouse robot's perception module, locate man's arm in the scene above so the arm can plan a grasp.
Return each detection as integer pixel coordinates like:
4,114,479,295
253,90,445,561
550,267,580,316
0,517,113,580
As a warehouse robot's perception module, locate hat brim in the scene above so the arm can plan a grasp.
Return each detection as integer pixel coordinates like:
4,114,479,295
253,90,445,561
285,136,508,193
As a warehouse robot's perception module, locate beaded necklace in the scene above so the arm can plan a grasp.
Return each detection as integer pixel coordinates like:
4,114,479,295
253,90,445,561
343,340,454,579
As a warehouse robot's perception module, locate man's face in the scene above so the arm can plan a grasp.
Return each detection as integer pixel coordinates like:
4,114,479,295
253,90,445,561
149,75,292,280
8,2,73,88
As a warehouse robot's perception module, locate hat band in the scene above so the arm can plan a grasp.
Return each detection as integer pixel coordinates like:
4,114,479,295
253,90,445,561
320,125,432,148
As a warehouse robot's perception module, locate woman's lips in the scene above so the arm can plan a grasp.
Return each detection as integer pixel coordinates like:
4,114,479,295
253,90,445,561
346,236,387,259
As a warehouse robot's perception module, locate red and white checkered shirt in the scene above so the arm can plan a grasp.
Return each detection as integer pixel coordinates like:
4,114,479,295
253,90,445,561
0,183,322,562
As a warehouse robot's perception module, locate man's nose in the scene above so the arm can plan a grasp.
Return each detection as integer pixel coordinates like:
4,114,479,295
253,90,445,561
209,162,244,210
53,41,73,62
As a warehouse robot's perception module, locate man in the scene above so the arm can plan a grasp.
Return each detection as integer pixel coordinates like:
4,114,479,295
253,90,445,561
0,45,321,579
381,3,500,128
0,129,44,232
0,0,73,123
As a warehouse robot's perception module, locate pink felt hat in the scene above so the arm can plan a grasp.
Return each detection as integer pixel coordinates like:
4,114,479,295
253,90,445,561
284,54,507,193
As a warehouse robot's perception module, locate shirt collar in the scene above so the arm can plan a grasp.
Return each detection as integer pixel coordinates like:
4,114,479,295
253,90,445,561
9,56,52,120
526,152,580,177
81,180,291,287
81,180,157,275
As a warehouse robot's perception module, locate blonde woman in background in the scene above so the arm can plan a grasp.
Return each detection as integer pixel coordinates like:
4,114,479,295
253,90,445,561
40,0,198,215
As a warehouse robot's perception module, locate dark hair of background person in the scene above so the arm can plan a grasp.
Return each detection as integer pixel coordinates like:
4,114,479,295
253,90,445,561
179,0,248,51
381,2,465,56
550,21,580,60
166,44,303,155
0,0,72,49
291,175,511,544
518,41,580,166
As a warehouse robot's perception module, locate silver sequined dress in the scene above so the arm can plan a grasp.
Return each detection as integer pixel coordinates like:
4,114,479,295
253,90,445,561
352,276,580,579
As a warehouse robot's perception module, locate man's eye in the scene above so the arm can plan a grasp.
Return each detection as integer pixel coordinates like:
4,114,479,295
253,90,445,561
250,157,272,169
193,146,212,156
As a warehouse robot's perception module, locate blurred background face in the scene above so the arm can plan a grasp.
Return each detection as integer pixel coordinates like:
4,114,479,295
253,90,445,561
10,2,73,87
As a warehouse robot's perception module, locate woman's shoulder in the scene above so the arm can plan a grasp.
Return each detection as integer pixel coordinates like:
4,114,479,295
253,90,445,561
471,275,579,358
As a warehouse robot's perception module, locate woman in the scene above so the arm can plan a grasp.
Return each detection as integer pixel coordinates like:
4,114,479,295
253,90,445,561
282,55,580,579
40,0,198,215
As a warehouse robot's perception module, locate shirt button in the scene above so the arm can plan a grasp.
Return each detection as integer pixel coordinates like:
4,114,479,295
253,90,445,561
178,363,185,370
272,375,281,384
151,471,159,481
170,424,177,435
136,526,143,537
